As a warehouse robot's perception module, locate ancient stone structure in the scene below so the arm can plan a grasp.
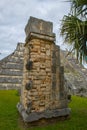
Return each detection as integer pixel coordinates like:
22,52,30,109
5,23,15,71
60,50,87,97
17,17,70,122
0,43,24,90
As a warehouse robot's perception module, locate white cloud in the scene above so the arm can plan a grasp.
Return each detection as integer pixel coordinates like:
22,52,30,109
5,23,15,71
0,0,70,59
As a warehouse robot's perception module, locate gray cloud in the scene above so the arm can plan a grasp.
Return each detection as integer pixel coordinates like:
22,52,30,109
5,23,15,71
0,0,70,59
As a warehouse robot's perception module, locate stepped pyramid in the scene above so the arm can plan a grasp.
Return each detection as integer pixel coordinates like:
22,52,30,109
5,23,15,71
0,43,24,90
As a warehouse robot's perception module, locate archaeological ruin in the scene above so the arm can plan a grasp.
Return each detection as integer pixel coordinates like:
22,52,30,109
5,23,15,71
0,43,24,90
17,16,70,122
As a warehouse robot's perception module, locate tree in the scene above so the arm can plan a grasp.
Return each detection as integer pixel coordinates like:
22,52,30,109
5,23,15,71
70,0,87,17
60,0,87,64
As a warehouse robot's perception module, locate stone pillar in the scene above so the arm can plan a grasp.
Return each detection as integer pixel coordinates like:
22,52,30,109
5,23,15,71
17,16,70,122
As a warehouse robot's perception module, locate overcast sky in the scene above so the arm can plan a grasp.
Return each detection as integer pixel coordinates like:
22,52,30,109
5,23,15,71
0,0,70,59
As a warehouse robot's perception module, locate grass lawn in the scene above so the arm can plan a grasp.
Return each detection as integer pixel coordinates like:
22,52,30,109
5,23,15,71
0,90,87,130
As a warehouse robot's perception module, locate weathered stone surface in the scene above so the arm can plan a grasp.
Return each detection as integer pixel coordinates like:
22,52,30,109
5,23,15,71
0,43,24,90
26,32,55,43
17,103,71,122
60,49,87,97
0,69,22,76
17,16,70,122
25,16,55,38
56,45,60,66
2,63,23,69
0,77,22,83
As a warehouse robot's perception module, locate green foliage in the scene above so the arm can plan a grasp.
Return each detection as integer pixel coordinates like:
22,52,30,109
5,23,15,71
69,0,87,16
0,90,87,130
60,0,87,63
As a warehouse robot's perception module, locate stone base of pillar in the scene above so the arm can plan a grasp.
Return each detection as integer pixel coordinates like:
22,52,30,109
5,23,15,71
17,102,71,123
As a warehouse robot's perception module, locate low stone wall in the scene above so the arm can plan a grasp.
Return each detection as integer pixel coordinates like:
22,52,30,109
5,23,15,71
0,43,24,90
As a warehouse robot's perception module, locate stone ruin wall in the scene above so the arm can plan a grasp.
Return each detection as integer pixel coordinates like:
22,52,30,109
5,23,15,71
17,17,70,122
0,43,24,90
22,39,67,112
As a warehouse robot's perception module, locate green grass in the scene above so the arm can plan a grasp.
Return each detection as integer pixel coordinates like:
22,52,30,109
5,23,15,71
0,90,87,130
